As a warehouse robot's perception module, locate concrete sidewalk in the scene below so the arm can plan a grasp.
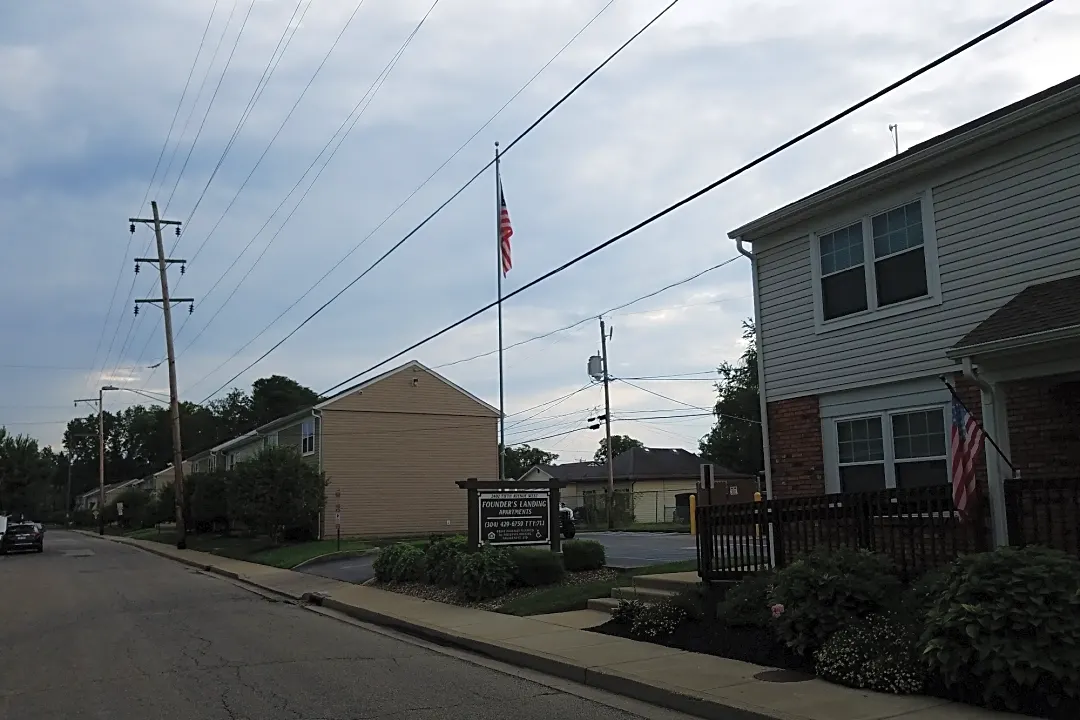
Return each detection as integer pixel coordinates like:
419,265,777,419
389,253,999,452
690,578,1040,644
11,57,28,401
86,532,1014,720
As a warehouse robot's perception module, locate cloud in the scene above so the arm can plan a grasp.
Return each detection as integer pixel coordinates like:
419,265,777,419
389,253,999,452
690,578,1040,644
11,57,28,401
1,0,1077,461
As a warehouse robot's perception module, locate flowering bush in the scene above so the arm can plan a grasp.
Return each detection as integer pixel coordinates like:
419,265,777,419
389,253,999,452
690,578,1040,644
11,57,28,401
815,613,924,695
630,602,687,640
612,599,645,626
921,546,1080,710
770,548,900,656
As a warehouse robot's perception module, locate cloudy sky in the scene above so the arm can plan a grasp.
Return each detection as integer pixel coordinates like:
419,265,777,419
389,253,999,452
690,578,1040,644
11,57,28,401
1,0,1077,461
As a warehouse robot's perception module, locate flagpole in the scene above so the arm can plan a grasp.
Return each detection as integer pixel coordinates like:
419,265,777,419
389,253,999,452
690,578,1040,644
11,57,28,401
941,378,1016,475
496,141,507,481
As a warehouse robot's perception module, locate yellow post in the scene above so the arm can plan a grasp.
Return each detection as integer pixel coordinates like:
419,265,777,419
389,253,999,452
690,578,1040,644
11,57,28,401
689,494,697,536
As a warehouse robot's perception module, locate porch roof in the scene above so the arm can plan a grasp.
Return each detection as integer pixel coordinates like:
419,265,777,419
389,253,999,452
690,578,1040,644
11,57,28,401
949,274,1080,358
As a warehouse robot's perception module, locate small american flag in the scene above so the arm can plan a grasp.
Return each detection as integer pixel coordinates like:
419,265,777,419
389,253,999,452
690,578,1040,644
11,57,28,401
950,397,984,516
498,173,513,276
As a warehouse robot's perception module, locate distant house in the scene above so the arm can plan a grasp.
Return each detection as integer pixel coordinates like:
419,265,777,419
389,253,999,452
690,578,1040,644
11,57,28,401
183,360,499,539
522,447,754,524
143,461,190,496
729,74,1080,545
74,477,147,511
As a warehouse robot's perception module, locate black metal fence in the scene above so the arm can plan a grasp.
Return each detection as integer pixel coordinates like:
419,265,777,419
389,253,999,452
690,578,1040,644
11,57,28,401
1004,477,1080,556
697,483,988,582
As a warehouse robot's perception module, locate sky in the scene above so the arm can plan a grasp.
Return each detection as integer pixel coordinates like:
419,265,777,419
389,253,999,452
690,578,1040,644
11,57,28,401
1,0,1078,463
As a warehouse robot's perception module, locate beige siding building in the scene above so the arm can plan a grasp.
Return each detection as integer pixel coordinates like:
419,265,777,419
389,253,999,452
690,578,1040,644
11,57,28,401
187,360,499,539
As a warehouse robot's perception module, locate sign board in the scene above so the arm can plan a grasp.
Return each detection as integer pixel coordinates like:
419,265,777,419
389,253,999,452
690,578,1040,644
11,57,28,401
700,463,715,490
478,491,550,546
335,511,341,527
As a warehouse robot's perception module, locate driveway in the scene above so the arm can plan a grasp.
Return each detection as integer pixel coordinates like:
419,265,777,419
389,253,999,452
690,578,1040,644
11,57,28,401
577,531,697,569
298,553,377,584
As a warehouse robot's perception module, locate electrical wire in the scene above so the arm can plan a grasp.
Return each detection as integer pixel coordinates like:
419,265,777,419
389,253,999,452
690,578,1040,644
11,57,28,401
185,0,685,399
435,257,740,370
616,378,760,425
277,0,1053,405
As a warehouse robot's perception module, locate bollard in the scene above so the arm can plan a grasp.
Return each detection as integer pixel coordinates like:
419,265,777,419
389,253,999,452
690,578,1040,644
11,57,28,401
689,494,697,536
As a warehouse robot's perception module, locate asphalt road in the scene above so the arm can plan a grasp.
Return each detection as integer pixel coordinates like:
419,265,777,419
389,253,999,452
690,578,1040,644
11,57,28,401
1,531,697,720
300,553,377,584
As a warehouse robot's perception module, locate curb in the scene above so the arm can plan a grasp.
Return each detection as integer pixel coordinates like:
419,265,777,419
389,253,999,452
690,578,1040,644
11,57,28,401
84,530,772,720
290,547,379,570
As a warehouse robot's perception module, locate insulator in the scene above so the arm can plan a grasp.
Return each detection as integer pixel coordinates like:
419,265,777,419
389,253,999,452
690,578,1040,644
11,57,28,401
134,263,139,274
133,304,139,316
175,226,181,237
189,303,194,314
129,223,135,234
179,263,186,275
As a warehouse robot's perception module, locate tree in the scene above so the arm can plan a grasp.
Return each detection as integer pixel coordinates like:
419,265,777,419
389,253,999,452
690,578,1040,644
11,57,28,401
500,444,559,480
699,319,763,476
226,446,327,542
594,434,644,464
250,376,320,428
0,428,59,516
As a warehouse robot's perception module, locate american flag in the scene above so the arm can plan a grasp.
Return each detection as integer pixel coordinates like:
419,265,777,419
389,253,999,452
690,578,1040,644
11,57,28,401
950,397,984,515
497,173,513,276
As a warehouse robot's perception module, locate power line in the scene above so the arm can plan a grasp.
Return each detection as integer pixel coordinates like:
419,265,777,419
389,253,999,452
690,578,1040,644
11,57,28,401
618,376,716,382
435,257,739,370
188,0,685,401
172,1,441,361
615,378,714,413
163,0,259,213
620,371,716,379
286,0,1053,405
176,0,617,386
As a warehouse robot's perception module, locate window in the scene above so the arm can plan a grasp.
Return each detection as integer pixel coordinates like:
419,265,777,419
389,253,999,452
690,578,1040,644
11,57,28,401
301,419,315,456
264,432,278,449
891,409,947,489
814,195,937,325
832,407,949,492
226,454,235,471
836,417,885,492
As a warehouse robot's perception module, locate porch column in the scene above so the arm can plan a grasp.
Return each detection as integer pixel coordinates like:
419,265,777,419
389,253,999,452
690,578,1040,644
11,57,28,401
980,382,1011,547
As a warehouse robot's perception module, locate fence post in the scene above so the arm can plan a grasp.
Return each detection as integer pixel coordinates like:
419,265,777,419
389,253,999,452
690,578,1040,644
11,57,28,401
689,494,697,536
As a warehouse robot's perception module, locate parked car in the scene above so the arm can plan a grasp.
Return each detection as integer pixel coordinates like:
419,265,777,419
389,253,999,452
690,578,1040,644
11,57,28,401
1,520,44,554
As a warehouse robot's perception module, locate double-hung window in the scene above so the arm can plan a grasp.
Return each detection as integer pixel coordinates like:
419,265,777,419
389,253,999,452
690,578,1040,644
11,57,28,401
301,419,315,456
264,432,279,449
813,193,939,326
833,407,948,492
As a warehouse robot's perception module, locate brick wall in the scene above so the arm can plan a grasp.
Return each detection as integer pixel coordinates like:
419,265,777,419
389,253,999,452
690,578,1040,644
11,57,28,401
1004,375,1080,480
766,395,825,497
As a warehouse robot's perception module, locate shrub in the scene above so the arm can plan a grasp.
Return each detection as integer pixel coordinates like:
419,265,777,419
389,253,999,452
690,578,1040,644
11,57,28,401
374,543,417,583
562,539,605,571
225,446,327,542
670,584,707,622
920,546,1080,710
454,546,515,601
815,613,924,695
770,548,900,656
631,602,687,640
425,536,468,586
509,548,565,587
903,567,950,622
390,544,426,583
612,599,645,626
717,573,775,628
186,470,229,532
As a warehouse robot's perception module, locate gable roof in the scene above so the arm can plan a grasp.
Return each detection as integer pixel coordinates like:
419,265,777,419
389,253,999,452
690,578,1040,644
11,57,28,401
315,359,500,416
729,73,1080,242
949,274,1080,356
540,447,748,483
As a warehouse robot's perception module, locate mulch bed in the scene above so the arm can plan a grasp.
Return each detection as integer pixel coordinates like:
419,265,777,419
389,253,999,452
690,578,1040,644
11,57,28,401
372,568,618,611
590,618,809,671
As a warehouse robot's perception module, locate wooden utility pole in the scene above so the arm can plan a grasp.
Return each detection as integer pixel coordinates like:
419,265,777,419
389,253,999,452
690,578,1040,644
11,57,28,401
599,317,615,530
74,390,116,534
130,201,192,550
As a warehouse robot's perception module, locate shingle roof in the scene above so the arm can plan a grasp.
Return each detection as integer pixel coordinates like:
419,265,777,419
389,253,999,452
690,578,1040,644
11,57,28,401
953,274,1080,351
541,447,748,483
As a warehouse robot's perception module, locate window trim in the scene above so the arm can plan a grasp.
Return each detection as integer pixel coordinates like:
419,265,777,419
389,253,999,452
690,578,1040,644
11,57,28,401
809,188,941,333
825,404,951,493
301,419,316,456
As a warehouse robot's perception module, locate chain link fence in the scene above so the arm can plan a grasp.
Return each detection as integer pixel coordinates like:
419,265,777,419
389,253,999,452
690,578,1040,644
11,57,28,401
562,489,694,530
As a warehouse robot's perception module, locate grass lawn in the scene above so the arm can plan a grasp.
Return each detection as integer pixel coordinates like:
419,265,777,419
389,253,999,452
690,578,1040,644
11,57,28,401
121,527,371,568
497,559,698,616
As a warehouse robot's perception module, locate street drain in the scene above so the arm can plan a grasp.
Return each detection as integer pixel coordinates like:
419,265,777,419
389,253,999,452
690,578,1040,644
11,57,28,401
752,669,813,683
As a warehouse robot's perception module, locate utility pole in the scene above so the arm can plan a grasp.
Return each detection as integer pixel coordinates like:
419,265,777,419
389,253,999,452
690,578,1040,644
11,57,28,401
64,432,94,527
599,317,615,530
130,201,192,550
75,388,117,535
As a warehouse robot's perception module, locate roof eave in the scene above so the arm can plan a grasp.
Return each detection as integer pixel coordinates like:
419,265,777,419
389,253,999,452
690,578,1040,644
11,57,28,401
947,324,1080,360
728,85,1080,242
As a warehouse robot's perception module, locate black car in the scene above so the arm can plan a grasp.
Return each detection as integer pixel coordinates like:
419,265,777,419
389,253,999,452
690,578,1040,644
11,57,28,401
1,521,44,554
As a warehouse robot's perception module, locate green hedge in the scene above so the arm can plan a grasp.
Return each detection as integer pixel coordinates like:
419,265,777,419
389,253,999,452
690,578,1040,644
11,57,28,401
509,548,565,587
425,536,468,586
454,546,515,600
374,543,426,583
562,539,605,571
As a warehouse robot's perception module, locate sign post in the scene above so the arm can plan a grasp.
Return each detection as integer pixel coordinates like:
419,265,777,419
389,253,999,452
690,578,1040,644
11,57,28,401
456,478,567,553
334,489,341,552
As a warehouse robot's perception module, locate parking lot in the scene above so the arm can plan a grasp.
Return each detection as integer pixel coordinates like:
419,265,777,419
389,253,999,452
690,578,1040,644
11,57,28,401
577,531,696,568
